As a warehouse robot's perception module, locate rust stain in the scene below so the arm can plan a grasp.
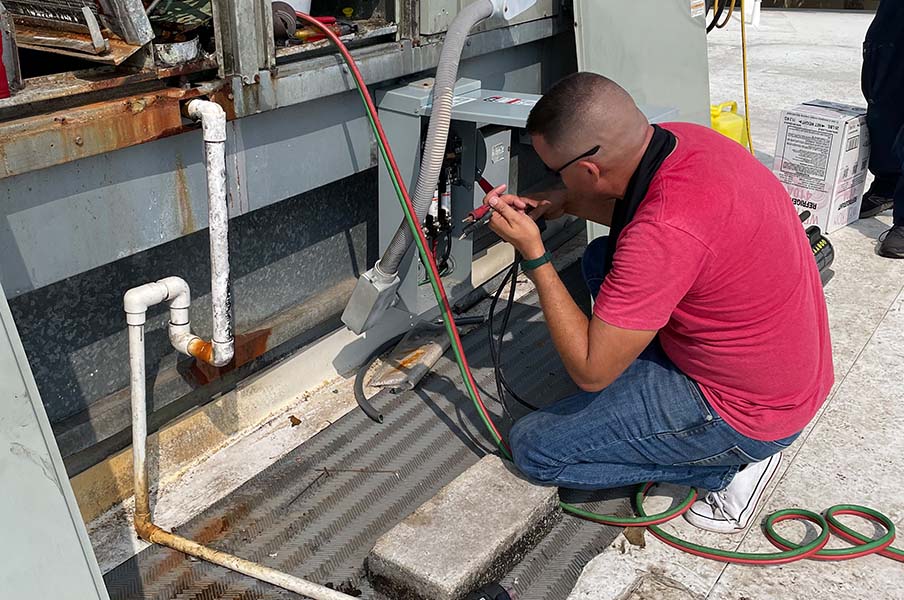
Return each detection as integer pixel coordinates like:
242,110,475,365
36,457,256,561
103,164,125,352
173,154,195,235
190,328,273,386
397,348,427,370
208,85,238,121
138,503,253,582
187,338,214,365
193,503,251,545
13,22,141,65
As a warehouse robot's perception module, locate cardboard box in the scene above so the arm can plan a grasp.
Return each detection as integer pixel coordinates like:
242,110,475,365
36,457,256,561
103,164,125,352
773,100,871,233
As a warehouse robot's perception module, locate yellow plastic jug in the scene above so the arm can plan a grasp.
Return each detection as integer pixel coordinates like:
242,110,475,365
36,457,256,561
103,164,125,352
710,101,749,148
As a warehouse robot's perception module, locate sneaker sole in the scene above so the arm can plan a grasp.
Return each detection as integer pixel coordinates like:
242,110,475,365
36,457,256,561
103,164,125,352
878,247,904,259
860,201,894,219
683,453,783,534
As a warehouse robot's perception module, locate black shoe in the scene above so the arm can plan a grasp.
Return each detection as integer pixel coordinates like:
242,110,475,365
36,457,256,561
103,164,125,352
878,225,904,259
860,190,895,219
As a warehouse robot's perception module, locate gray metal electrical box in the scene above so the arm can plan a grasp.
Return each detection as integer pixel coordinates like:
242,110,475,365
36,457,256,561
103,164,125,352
574,0,711,126
0,285,110,599
375,78,544,320
420,0,558,35
371,78,680,321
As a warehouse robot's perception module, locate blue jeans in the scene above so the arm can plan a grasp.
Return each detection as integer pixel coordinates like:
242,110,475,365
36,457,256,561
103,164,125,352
508,238,799,491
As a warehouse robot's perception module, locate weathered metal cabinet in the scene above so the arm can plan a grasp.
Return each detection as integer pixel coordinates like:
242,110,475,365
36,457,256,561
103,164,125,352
0,0,577,488
419,0,558,35
0,286,109,599
574,0,711,126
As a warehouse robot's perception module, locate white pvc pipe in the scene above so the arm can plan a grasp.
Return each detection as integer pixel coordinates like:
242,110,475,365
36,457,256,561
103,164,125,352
158,276,199,355
124,287,356,600
128,323,151,522
187,99,234,367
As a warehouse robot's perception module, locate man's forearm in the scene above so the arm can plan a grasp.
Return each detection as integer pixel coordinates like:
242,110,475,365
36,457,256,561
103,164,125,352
525,261,595,387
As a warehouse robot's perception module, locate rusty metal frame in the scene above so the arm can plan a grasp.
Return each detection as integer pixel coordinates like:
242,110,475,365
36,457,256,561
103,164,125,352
0,82,225,179
212,0,274,84
0,4,564,181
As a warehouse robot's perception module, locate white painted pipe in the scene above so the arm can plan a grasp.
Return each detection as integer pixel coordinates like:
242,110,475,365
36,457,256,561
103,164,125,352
187,99,234,367
124,287,356,600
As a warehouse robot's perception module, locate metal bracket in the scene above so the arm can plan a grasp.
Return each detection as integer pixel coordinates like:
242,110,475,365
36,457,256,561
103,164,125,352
368,322,451,390
212,0,275,83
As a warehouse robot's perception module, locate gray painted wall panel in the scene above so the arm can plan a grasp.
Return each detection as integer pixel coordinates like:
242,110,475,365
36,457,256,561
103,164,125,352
3,32,576,452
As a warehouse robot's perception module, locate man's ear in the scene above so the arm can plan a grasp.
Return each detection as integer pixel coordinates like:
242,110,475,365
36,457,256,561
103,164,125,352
581,160,601,179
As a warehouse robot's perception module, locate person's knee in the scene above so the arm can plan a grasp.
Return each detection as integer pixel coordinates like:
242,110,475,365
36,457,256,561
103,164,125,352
509,416,562,484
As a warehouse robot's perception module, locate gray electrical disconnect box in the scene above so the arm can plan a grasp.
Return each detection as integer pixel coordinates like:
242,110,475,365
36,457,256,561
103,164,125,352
341,77,678,333
0,286,110,599
419,0,558,35
373,78,546,320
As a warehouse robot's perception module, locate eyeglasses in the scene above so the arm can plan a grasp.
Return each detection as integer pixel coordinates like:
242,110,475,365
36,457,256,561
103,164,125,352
552,145,601,176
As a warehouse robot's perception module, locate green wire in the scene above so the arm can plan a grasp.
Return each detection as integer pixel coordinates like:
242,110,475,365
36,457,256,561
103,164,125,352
637,487,831,564
766,504,894,559
561,486,696,527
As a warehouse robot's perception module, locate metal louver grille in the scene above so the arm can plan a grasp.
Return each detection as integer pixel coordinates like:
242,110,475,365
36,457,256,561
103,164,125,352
4,0,97,25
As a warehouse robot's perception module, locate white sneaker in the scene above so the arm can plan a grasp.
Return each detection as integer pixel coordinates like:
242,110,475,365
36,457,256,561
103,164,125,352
683,452,782,534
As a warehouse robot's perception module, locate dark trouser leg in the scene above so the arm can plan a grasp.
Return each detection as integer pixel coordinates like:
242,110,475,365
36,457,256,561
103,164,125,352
862,25,904,221
893,128,904,226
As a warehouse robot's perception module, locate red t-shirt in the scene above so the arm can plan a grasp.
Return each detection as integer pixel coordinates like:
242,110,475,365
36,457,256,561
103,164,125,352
593,122,833,441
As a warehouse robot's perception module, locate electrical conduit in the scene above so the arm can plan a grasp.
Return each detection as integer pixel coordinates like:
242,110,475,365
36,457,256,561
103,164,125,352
377,0,495,276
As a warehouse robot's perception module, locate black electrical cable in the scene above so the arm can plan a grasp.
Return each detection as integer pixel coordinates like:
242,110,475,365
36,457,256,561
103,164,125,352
487,258,541,414
707,0,727,33
354,333,405,424
438,228,454,274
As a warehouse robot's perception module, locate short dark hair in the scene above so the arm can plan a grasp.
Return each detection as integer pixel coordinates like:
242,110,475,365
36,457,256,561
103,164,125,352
526,72,625,148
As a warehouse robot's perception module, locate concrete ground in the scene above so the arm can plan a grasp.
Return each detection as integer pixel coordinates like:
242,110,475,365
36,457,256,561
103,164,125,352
568,9,904,600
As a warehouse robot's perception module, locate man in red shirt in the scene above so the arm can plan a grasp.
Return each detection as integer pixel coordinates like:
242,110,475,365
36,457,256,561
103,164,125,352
487,73,833,533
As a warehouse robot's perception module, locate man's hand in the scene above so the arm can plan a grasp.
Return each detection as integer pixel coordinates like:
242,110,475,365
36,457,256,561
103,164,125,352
522,188,569,221
483,184,567,221
484,185,545,259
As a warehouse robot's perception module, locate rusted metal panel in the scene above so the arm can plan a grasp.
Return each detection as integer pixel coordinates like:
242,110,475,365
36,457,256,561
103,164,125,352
369,322,451,390
15,22,141,63
0,85,226,178
0,58,219,118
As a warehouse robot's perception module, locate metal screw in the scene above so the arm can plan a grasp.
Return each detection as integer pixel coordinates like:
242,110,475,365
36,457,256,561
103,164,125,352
74,136,84,146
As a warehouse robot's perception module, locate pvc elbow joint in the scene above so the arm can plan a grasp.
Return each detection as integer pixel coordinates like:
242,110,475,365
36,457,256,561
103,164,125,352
186,99,227,143
124,282,168,325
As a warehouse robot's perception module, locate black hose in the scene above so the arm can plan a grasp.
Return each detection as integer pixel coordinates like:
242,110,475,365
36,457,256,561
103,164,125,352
707,0,727,33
